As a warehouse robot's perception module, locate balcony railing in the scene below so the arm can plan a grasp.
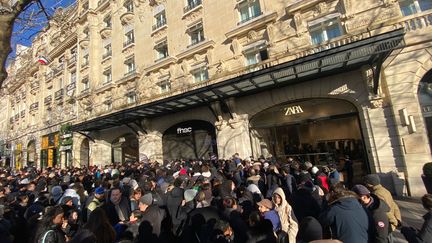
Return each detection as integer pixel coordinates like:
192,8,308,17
30,102,39,111
184,0,202,13
238,12,263,25
152,19,167,31
81,60,89,68
54,64,64,76
44,95,52,105
66,82,76,92
20,110,25,118
187,37,205,48
55,89,64,100
46,72,54,81
123,38,135,48
102,50,112,59
68,55,77,66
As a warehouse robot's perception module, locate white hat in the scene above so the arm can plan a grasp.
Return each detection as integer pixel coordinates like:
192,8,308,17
20,178,30,185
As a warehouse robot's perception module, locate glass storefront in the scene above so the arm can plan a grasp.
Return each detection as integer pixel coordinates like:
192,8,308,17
163,120,217,161
41,133,59,168
250,99,368,181
112,134,139,163
418,70,432,153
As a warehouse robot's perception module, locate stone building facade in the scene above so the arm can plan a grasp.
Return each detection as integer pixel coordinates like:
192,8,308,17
2,0,432,196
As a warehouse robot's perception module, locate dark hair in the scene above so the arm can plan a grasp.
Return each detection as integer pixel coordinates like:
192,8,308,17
422,194,432,210
35,205,64,240
84,208,116,243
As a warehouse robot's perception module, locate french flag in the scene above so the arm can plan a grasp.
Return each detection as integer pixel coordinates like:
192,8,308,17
37,56,50,65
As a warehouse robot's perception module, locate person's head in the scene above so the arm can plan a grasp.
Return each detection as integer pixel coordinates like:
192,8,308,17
214,220,233,239
62,196,74,207
138,193,152,212
110,187,122,205
85,207,112,233
422,194,432,210
363,174,381,189
27,182,36,192
351,184,372,205
94,187,105,200
257,199,273,213
42,205,64,228
272,192,282,206
132,187,142,201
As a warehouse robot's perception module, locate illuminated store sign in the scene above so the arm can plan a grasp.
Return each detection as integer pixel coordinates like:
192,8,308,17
284,105,304,116
177,127,192,134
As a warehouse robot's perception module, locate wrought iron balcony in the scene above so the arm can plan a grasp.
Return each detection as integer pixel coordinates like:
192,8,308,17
30,102,39,111
68,55,77,66
184,0,202,13
123,38,135,48
152,19,167,31
102,50,112,60
55,89,64,100
66,82,76,92
44,95,52,105
46,71,54,81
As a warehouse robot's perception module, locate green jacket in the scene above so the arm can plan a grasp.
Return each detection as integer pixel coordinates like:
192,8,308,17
372,184,401,231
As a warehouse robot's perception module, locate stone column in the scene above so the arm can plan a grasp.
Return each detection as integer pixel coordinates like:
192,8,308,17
215,114,252,159
90,139,112,167
138,131,163,162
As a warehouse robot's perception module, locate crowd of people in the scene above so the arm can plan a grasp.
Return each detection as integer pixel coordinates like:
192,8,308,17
0,154,430,243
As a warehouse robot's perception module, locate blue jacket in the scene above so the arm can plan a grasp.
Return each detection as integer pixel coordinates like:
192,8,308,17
319,196,369,243
264,210,281,232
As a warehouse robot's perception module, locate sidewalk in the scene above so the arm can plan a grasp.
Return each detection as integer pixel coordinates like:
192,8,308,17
394,197,426,243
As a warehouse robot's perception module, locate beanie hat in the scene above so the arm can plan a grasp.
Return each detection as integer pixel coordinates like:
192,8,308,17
184,189,197,203
139,193,153,206
51,186,63,202
257,199,273,210
363,174,380,186
95,187,105,195
351,184,371,196
297,216,323,242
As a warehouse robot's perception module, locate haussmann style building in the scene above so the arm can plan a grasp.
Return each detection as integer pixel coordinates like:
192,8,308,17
2,0,432,196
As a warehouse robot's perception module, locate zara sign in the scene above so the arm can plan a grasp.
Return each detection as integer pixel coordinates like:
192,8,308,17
284,105,304,116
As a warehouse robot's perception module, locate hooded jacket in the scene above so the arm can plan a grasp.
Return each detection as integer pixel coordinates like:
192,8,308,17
319,196,369,243
272,187,298,243
166,186,184,235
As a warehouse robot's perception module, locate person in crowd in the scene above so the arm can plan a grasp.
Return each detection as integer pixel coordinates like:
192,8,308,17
352,184,390,243
102,187,131,226
401,194,432,243
82,207,116,243
86,186,105,220
257,198,281,232
130,187,142,211
319,184,369,243
131,193,166,242
35,205,66,243
272,187,298,243
364,174,402,235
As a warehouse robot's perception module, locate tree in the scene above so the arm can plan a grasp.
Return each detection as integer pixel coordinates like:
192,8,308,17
0,0,35,87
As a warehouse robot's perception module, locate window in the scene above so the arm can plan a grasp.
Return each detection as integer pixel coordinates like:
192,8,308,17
155,40,168,61
83,27,90,39
188,22,205,47
153,10,167,30
124,30,134,47
103,15,112,28
238,0,261,24
192,66,209,82
159,80,171,93
82,54,89,67
399,0,432,16
125,57,135,74
185,0,202,12
105,100,112,111
309,18,342,45
70,71,76,84
127,92,136,104
124,0,134,13
103,44,112,59
82,76,90,91
245,48,268,66
103,68,112,83
58,78,64,89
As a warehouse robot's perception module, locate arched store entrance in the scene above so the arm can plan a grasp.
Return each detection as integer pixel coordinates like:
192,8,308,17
111,134,139,163
163,120,217,160
80,138,90,167
27,140,36,166
418,69,432,152
250,98,369,182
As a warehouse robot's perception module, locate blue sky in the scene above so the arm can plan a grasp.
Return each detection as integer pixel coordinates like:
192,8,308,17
11,0,75,57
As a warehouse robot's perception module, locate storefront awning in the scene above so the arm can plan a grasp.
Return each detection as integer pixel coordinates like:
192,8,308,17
72,29,405,132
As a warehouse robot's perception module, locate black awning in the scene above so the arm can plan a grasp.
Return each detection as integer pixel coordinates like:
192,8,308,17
72,29,405,132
